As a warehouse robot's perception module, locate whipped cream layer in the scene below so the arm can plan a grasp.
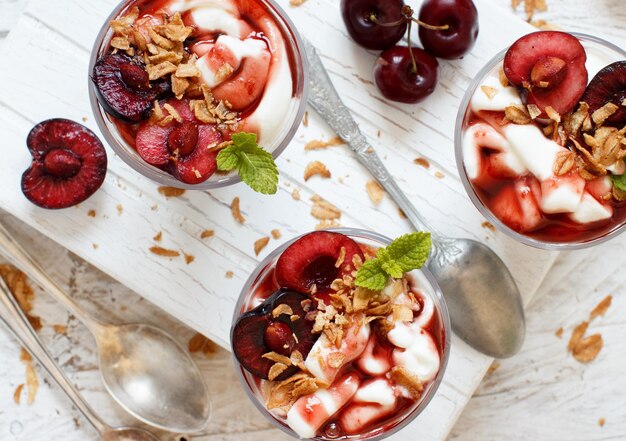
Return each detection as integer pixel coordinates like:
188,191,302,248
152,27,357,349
465,47,623,227
167,0,296,150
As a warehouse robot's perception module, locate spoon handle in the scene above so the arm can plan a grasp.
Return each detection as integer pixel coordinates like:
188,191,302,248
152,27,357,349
0,221,104,333
303,39,441,243
0,276,109,435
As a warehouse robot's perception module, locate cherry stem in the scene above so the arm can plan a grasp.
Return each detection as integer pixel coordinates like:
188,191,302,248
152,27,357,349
368,6,449,31
407,19,418,75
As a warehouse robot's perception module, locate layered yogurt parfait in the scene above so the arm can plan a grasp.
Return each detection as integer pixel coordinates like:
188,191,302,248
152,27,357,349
231,229,449,440
456,31,626,248
89,0,307,189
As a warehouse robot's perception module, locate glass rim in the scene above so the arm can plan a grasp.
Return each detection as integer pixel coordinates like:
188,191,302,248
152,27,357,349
454,32,626,251
230,227,452,441
88,0,309,190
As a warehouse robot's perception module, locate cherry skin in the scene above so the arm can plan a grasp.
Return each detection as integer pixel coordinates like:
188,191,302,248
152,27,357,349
374,46,439,104
418,0,479,60
340,0,407,50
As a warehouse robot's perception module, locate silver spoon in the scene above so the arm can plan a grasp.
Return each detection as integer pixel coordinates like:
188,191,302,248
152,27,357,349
0,221,210,432
303,39,525,358
0,276,161,441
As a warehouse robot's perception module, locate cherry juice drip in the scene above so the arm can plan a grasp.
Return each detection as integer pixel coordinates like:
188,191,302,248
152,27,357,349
464,110,626,243
244,245,446,439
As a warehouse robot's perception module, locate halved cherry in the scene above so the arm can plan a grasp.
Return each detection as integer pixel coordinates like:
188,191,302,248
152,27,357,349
275,231,365,296
582,61,626,126
503,31,587,115
21,119,107,209
232,289,318,380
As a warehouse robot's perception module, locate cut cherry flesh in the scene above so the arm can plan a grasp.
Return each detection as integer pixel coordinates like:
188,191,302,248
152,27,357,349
417,0,479,60
135,99,221,184
503,31,587,115
232,290,317,380
340,0,407,50
92,53,170,123
582,61,626,126
373,46,439,104
22,119,107,209
275,231,365,295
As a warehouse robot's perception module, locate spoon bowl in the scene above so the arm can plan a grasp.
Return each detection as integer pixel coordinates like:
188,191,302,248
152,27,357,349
98,324,210,432
0,221,210,432
428,239,525,357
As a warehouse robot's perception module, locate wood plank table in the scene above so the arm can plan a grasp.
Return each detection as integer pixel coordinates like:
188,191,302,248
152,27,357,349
0,0,625,440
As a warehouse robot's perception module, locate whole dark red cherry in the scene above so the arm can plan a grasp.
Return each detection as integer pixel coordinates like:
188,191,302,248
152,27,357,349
418,0,479,60
374,46,439,104
340,0,407,50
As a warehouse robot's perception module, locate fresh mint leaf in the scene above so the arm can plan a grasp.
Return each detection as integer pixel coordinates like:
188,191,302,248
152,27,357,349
355,231,432,291
354,258,387,291
216,132,279,194
611,169,626,192
384,232,431,273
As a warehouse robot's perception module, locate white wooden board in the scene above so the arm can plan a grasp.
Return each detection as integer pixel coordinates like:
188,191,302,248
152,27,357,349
0,0,559,440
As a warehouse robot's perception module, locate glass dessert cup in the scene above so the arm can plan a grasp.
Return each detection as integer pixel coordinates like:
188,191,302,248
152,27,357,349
231,228,451,441
89,0,308,190
455,33,626,250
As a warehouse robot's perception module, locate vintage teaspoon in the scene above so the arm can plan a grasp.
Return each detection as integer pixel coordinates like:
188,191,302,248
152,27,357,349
0,221,210,432
0,276,162,441
303,39,525,358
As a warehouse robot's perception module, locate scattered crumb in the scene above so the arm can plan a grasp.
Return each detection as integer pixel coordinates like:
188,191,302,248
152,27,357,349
598,418,606,427
225,271,234,279
271,229,282,239
289,0,306,5
590,295,612,321
184,253,195,264
151,204,158,211
435,171,445,179
304,161,331,181
511,0,547,21
87,210,96,218
188,332,219,356
0,266,41,331
305,136,343,151
414,157,430,169
53,324,67,334
149,246,180,257
487,361,501,375
377,129,381,138
200,229,215,239
231,197,245,224
20,348,31,363
292,188,301,201
120,305,128,312
254,237,270,256
316,220,341,230
302,111,308,127
25,361,39,405
153,231,162,242
531,19,560,30
398,208,407,219
13,384,24,405
572,334,603,363
158,186,186,198
92,243,99,250
310,195,341,221
366,180,384,205
338,176,345,184
116,204,123,215
481,221,496,232
568,321,589,352
82,116,88,122
555,327,563,338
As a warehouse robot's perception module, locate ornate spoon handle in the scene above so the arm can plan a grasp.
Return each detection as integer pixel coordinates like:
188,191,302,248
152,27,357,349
303,39,442,244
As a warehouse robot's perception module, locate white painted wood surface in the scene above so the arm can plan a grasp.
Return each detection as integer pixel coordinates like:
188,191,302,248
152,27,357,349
0,0,624,440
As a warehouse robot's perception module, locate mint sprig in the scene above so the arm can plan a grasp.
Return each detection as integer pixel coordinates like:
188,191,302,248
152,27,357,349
216,132,278,195
355,232,432,291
